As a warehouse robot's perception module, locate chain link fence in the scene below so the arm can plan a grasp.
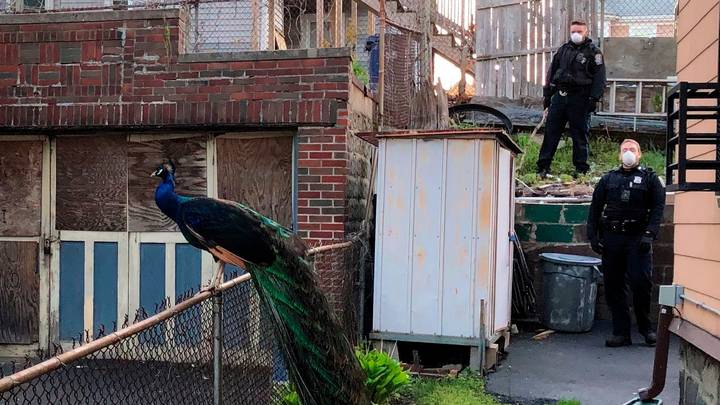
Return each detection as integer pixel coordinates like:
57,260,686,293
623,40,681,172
0,273,293,404
0,236,368,404
1,0,362,53
307,236,370,343
382,22,422,130
600,0,676,38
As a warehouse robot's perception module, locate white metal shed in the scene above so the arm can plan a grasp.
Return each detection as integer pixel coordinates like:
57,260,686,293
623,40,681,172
370,129,520,369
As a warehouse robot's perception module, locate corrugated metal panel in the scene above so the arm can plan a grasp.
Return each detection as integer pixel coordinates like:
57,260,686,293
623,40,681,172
493,147,513,333
441,139,476,337
474,139,498,339
374,139,414,333
410,139,444,335
374,135,513,340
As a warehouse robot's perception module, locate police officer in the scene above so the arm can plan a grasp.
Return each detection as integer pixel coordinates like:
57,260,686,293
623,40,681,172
587,139,665,347
538,20,606,178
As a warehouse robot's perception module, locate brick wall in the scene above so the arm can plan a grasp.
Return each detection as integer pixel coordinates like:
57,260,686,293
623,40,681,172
0,9,379,320
0,10,348,130
0,9,375,243
515,200,675,324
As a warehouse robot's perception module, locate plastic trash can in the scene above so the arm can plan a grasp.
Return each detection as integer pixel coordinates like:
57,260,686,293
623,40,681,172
541,253,602,332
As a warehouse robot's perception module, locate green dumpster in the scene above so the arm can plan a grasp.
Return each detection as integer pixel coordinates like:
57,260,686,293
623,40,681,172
541,253,602,332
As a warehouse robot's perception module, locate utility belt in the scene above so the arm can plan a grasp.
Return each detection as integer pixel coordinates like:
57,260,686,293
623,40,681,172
601,217,646,235
555,86,590,96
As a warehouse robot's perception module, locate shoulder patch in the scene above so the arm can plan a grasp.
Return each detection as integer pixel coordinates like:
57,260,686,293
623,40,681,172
595,53,603,65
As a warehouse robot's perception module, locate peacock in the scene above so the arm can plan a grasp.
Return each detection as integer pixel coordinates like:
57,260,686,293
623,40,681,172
151,161,368,405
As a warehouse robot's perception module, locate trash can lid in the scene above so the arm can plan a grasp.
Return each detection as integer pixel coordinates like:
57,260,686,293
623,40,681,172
540,253,601,266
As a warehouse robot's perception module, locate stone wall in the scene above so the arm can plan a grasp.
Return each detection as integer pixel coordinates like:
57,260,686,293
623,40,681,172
680,339,720,405
515,199,675,324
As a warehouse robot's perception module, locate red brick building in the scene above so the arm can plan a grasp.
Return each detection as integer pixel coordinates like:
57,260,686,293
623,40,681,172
0,9,376,353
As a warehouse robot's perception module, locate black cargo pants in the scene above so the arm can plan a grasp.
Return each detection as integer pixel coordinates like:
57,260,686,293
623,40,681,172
601,231,653,337
537,90,592,173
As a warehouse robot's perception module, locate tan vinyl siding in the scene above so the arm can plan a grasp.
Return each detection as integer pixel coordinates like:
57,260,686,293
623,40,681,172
673,0,720,339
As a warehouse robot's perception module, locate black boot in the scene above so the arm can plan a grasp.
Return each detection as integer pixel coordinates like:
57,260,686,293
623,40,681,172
642,332,657,347
605,335,632,347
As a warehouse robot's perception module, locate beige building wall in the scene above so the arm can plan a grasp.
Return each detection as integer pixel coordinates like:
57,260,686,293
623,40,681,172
673,0,720,338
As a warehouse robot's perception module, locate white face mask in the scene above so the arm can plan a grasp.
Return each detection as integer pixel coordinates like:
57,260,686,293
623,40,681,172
570,32,584,44
622,151,638,167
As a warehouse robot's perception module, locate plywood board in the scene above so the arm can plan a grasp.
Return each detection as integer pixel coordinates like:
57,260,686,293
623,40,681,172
0,241,39,344
216,136,293,227
0,141,43,237
128,136,207,232
56,135,128,231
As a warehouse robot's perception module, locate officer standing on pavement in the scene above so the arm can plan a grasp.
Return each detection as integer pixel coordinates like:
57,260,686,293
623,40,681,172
587,139,665,348
538,20,606,178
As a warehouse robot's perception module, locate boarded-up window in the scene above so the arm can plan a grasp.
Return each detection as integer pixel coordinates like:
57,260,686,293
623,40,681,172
217,135,293,227
0,241,39,344
56,135,128,231
128,135,207,232
0,141,43,237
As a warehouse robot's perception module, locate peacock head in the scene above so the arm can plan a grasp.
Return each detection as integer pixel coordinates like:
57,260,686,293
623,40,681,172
151,160,176,181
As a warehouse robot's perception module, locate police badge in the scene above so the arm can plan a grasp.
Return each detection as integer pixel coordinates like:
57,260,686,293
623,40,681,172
576,53,586,64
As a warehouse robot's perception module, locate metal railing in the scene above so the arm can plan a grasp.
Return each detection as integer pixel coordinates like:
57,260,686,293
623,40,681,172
599,78,675,117
666,82,720,193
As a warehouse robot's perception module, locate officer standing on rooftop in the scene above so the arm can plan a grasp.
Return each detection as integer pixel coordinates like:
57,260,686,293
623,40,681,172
587,139,666,348
537,20,606,178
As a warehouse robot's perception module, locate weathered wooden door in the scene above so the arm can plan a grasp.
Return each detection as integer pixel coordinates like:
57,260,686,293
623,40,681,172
216,133,295,228
0,137,50,347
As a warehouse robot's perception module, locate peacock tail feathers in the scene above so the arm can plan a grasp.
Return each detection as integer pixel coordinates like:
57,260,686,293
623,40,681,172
152,165,369,405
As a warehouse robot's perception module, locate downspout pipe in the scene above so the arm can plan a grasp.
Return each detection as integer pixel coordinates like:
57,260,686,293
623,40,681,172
638,305,674,401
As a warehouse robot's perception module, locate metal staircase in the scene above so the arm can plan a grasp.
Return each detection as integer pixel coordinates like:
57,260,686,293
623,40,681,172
666,82,720,192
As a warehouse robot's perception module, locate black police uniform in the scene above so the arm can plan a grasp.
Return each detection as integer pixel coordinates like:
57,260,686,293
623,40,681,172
587,166,666,340
538,38,607,175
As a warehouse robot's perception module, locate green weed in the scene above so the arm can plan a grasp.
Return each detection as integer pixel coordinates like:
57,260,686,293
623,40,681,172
398,371,503,405
513,133,666,186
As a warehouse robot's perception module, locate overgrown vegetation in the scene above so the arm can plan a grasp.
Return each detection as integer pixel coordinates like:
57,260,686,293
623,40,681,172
278,347,410,405
353,60,370,86
356,347,411,404
555,400,582,405
394,371,503,405
514,133,666,187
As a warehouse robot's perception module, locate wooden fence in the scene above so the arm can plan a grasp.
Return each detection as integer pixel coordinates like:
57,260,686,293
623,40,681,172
475,0,598,98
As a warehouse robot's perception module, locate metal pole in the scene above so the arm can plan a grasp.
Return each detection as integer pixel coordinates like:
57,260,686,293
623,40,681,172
599,0,605,52
213,293,223,405
458,0,466,98
378,0,386,131
638,305,674,401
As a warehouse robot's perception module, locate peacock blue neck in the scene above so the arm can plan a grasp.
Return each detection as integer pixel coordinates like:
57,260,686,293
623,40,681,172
155,174,182,221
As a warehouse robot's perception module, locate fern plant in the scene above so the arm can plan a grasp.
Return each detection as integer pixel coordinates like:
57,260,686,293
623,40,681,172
278,347,410,405
355,347,411,404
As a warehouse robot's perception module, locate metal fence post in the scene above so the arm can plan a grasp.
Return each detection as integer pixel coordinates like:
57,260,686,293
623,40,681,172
213,292,223,405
